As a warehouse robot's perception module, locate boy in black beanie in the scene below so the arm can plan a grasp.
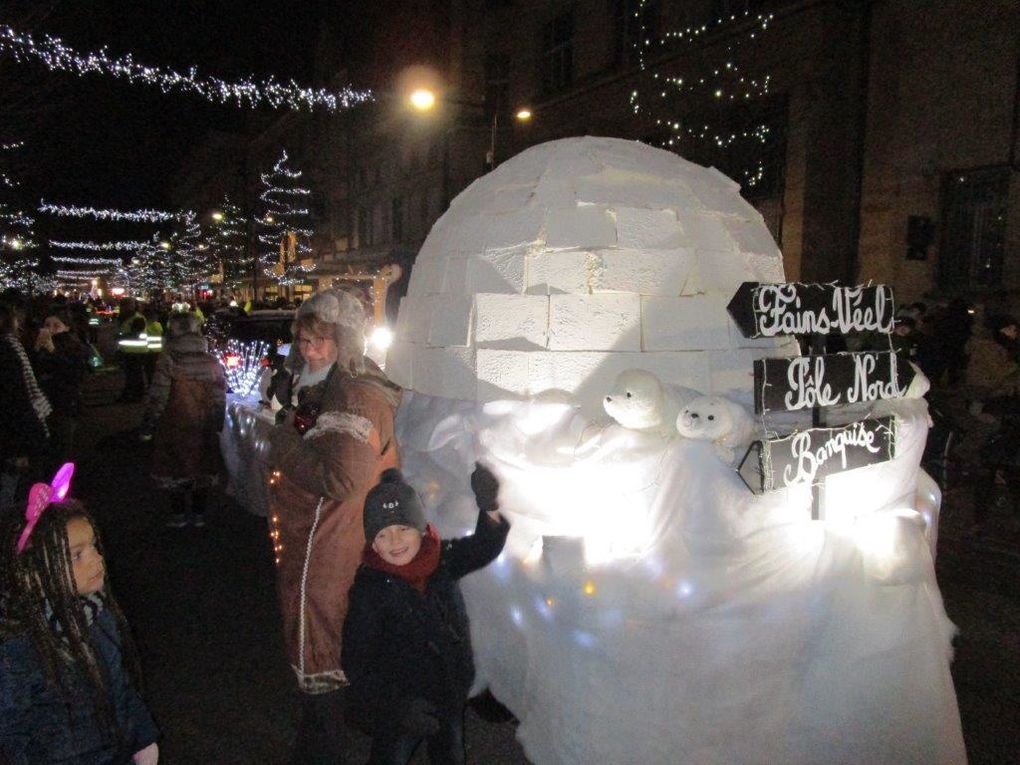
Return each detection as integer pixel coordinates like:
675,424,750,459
342,463,510,765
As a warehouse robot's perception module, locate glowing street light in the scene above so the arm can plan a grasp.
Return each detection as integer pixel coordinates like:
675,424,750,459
516,108,533,122
159,241,171,250
211,211,224,222
409,88,436,112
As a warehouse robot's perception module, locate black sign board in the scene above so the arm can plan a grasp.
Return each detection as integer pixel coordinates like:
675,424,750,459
754,351,915,414
727,282,896,339
738,417,896,494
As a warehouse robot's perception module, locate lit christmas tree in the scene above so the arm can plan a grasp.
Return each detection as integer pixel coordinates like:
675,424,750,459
0,140,51,293
211,196,248,289
256,149,315,285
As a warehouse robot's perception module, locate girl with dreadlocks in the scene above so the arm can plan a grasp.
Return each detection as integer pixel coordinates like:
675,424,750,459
0,463,160,764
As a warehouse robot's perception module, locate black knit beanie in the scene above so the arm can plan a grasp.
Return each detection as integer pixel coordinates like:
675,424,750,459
363,468,427,542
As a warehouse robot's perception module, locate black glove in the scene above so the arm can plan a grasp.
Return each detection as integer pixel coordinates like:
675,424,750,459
400,697,440,737
470,462,500,512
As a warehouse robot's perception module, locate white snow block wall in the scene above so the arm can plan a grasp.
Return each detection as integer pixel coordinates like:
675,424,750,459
388,136,796,409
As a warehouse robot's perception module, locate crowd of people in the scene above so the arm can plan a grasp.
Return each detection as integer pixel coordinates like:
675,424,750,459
0,286,510,765
4,283,1018,763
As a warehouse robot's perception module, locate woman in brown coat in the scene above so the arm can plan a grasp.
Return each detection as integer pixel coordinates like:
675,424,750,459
141,312,226,528
268,289,402,764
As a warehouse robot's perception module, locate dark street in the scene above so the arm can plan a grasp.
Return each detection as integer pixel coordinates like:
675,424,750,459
64,368,1018,765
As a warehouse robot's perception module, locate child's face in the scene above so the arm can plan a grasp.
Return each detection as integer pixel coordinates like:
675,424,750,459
372,524,423,566
67,517,105,595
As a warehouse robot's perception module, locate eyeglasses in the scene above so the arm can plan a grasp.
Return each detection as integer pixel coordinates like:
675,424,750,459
296,335,328,350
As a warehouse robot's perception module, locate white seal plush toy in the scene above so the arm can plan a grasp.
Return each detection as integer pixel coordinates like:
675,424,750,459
675,395,756,463
603,369,699,438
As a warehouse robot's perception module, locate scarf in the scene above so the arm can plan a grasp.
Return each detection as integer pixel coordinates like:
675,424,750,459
4,332,52,436
45,591,106,644
364,525,441,593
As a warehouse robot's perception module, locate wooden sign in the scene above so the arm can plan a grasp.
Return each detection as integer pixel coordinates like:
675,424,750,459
727,282,896,339
754,352,915,414
738,417,895,494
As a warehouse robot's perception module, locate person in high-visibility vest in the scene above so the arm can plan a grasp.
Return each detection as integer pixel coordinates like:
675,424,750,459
142,304,164,389
116,298,148,403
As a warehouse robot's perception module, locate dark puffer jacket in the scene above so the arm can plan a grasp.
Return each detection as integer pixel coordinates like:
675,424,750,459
0,606,159,764
342,508,509,726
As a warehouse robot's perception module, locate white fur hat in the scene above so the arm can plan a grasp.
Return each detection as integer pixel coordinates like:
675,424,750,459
296,289,366,334
286,289,367,373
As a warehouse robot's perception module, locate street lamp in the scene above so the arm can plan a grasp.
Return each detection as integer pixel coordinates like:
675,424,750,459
211,211,224,222
406,87,532,173
409,88,436,112
159,241,171,251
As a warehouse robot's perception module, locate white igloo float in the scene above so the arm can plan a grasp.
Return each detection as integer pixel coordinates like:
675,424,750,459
387,137,965,765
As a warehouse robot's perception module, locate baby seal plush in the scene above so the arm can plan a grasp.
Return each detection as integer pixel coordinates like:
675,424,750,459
675,395,755,463
603,369,699,437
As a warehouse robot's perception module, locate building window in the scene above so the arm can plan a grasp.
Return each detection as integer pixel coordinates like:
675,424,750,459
938,167,1009,289
613,0,656,67
358,207,373,247
541,11,574,95
392,197,404,243
484,54,511,122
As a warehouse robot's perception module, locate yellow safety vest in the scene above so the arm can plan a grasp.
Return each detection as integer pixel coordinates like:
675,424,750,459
145,320,164,353
117,313,149,354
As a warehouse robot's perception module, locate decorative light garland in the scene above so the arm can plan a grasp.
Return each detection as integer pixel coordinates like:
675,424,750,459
38,201,192,223
56,267,115,278
51,254,123,265
0,24,374,113
49,239,149,251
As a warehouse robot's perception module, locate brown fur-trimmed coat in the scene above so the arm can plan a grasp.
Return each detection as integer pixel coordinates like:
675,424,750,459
268,361,401,693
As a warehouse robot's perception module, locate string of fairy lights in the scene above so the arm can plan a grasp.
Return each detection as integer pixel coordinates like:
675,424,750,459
629,4,779,189
0,24,373,112
38,201,191,223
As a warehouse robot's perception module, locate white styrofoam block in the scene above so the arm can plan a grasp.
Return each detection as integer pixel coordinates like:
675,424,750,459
675,210,738,253
746,252,786,283
681,263,705,295
596,248,695,296
484,207,545,250
548,294,641,351
468,245,528,293
688,168,760,218
428,214,489,256
641,295,733,351
526,250,595,295
384,341,415,388
614,207,686,249
411,345,477,401
395,295,434,343
524,350,712,412
526,350,604,398
696,249,757,293
406,253,446,295
454,183,536,217
427,294,474,347
531,152,602,207
705,348,763,395
722,216,782,258
575,170,700,209
474,294,549,349
544,205,617,250
476,349,531,399
441,256,469,294
730,324,801,353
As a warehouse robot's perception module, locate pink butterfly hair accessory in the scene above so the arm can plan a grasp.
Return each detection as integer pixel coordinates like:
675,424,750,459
16,462,76,555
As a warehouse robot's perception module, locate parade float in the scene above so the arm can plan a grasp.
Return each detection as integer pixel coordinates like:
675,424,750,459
385,137,965,765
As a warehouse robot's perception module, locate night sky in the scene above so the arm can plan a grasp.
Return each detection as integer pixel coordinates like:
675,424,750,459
2,1,353,210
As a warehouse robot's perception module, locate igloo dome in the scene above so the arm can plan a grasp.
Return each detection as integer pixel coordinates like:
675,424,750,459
385,139,963,765
387,136,792,408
